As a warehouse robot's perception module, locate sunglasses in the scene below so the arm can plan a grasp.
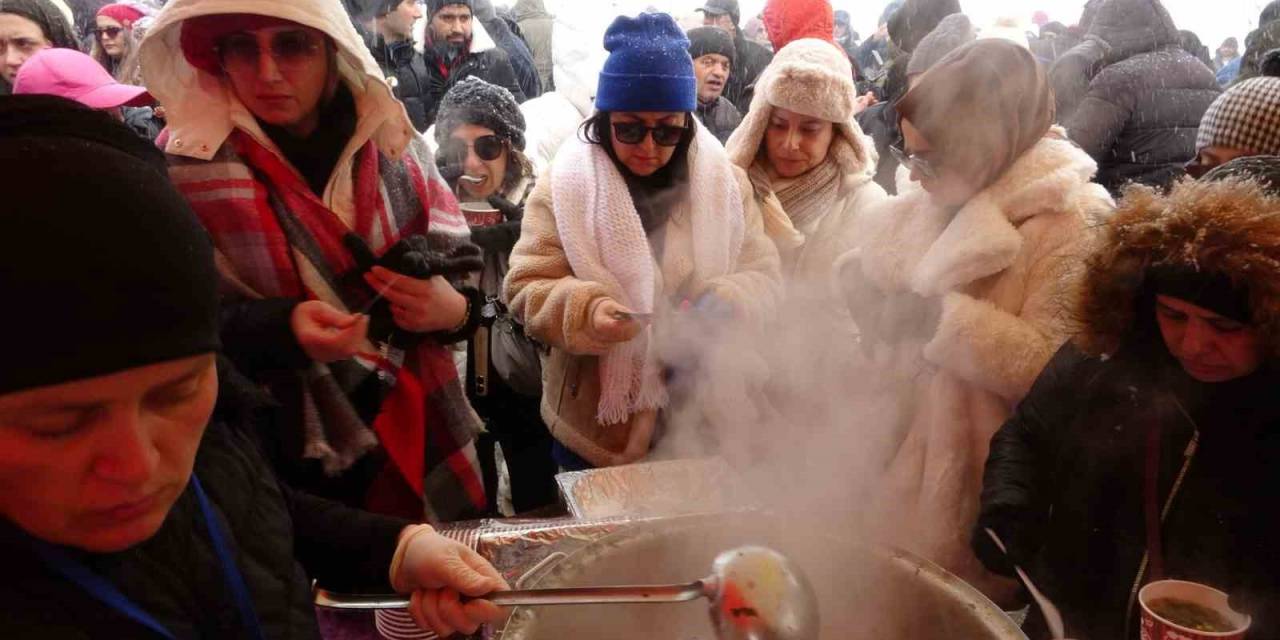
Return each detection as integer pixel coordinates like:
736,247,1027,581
889,142,938,180
612,121,688,147
443,134,506,164
216,30,324,72
94,26,124,39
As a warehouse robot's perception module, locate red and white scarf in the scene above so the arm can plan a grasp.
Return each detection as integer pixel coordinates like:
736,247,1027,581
169,129,486,522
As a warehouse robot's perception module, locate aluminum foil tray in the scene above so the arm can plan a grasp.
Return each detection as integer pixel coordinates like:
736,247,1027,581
555,457,756,520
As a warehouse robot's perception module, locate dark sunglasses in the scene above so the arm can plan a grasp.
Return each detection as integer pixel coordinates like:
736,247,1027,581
612,121,688,147
443,134,506,163
216,30,324,72
94,26,124,39
889,142,937,179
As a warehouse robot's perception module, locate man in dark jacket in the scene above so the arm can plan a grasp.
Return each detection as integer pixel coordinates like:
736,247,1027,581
370,0,433,131
1060,0,1220,195
975,159,1280,640
687,25,742,144
697,0,772,113
511,0,551,90
420,0,525,127
0,96,509,639
473,0,540,101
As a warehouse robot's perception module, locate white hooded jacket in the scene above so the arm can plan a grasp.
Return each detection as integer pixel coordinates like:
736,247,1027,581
140,0,417,166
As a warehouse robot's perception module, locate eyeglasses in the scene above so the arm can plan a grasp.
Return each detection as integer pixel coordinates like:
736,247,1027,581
443,134,506,163
215,30,324,73
94,26,124,39
889,142,937,179
612,121,688,147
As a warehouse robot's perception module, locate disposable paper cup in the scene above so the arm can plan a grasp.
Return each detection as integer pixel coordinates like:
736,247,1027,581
1139,580,1250,640
460,201,502,227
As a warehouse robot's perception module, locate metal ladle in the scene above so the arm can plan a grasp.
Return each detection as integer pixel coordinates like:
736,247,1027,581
315,545,819,640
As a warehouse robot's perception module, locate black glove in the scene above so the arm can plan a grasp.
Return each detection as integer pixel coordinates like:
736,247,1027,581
838,257,886,352
342,234,483,344
487,194,524,222
972,507,1041,579
377,235,483,280
469,221,521,255
880,291,943,341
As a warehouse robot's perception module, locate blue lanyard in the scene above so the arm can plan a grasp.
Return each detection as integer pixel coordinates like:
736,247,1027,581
31,476,266,640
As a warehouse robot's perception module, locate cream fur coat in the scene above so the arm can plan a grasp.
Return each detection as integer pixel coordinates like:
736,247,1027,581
845,133,1113,602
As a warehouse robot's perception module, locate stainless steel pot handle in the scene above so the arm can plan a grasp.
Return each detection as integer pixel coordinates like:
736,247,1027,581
314,581,708,610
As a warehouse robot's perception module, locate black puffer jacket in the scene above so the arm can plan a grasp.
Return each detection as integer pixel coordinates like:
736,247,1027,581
473,0,542,101
855,100,900,195
1063,0,1220,194
980,344,1280,640
725,30,773,113
0,363,409,639
695,96,743,144
1235,18,1280,84
421,38,527,128
371,37,434,132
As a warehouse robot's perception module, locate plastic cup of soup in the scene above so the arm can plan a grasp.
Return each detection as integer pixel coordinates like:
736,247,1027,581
1139,580,1250,640
460,201,502,227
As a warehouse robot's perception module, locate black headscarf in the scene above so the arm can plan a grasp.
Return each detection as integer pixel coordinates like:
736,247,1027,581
0,96,220,394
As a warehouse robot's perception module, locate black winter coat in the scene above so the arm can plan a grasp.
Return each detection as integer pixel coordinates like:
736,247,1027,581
479,17,542,101
0,363,410,639
372,37,434,132
980,343,1280,640
726,31,773,114
1063,0,1220,194
855,101,900,195
421,42,527,128
695,96,743,145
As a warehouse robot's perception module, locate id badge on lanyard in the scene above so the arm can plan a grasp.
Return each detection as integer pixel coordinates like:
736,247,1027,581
30,477,266,640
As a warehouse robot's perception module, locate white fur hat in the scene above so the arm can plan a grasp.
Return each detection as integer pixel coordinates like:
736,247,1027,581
725,38,875,182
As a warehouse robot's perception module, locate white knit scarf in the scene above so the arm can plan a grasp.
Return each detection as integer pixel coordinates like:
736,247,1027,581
551,124,746,425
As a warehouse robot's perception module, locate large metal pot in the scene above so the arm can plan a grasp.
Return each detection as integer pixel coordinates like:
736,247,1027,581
497,514,1027,639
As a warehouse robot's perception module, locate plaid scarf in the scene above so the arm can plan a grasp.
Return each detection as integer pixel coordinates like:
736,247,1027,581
169,129,486,523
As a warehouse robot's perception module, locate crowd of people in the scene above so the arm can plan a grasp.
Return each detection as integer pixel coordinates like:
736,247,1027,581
2,0,1280,638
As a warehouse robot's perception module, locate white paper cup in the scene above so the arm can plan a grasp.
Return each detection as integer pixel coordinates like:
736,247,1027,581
1139,580,1251,640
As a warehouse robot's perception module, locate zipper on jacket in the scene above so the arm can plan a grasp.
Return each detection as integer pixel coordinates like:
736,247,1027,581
1123,401,1201,633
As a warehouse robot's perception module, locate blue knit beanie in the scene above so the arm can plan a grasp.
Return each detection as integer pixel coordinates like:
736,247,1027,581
595,13,697,113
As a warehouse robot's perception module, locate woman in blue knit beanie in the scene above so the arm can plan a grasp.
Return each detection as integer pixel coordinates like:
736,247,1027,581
505,12,783,471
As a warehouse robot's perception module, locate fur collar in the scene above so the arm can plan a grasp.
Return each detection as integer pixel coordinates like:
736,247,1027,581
1077,177,1280,358
861,132,1100,295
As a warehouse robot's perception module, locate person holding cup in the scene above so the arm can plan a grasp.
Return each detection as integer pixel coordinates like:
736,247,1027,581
974,157,1280,639
504,12,782,471
433,76,560,513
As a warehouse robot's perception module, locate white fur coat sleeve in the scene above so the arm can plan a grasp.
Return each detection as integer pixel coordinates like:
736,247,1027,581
922,219,1082,404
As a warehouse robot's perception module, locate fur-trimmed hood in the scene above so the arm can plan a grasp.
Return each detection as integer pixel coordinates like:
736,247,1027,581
1076,177,1280,357
139,0,415,162
725,38,877,193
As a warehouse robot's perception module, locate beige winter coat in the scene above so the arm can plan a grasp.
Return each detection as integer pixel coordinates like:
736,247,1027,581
846,133,1113,602
505,136,782,468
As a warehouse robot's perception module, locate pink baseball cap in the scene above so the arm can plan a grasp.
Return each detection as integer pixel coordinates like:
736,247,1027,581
12,48,153,110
